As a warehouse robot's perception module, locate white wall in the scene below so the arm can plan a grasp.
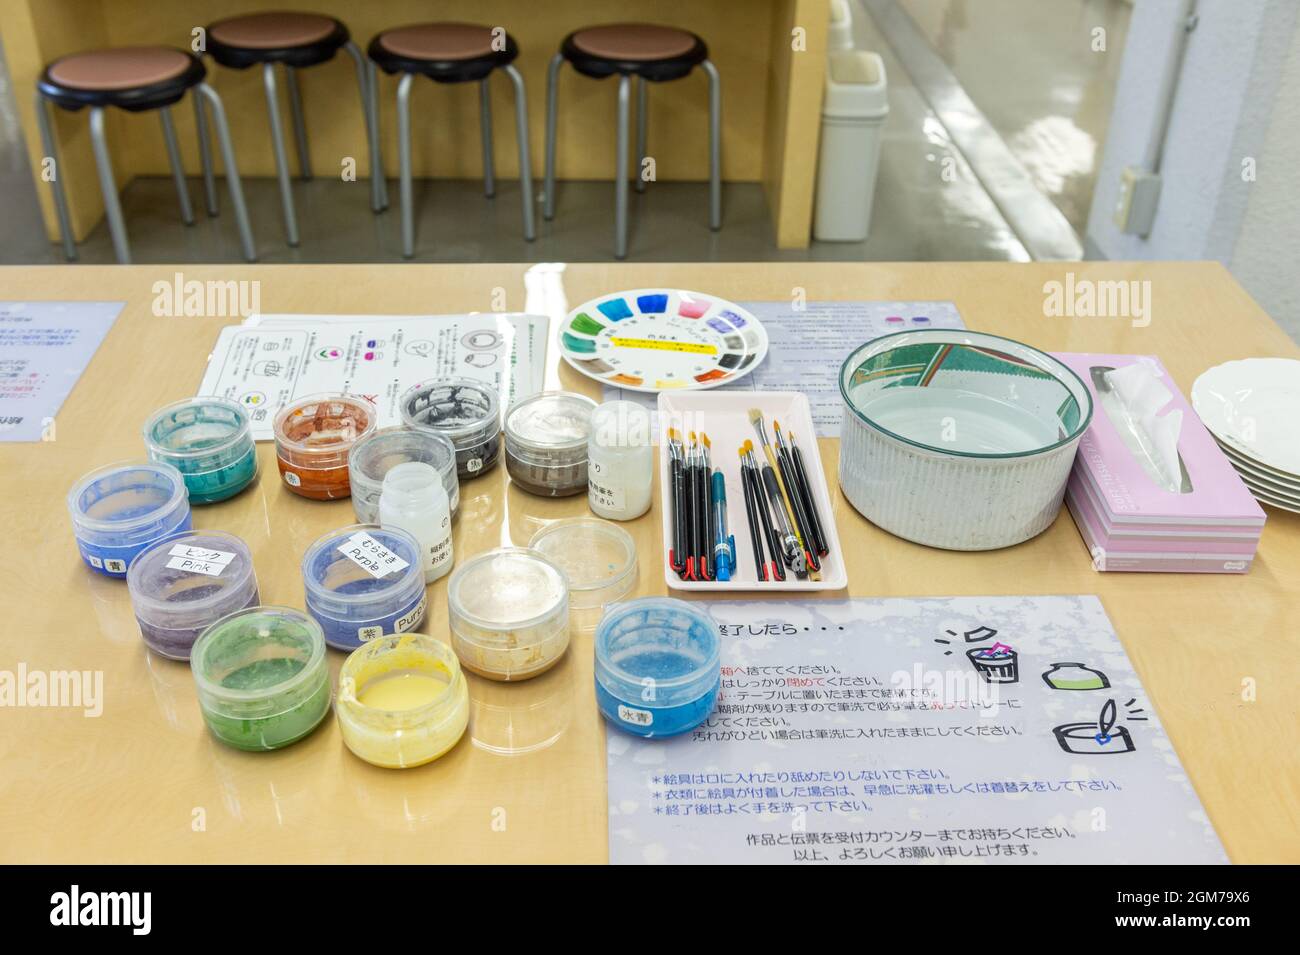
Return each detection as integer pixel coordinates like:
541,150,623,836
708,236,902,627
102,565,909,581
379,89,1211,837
1086,0,1300,341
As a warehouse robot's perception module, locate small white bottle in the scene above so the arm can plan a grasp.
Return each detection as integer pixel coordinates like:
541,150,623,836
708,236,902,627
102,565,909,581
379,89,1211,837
379,462,453,583
587,400,653,521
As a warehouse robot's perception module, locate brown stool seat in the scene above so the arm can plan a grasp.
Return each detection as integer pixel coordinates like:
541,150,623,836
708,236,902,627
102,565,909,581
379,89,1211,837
46,46,192,91
571,24,698,61
377,23,497,61
208,12,338,50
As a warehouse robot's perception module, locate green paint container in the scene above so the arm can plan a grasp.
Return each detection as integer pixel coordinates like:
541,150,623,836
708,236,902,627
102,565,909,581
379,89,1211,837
143,397,259,504
191,606,331,751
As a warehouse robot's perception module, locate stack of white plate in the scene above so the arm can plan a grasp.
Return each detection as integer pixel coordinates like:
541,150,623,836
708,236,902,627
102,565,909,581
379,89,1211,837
1192,358,1300,514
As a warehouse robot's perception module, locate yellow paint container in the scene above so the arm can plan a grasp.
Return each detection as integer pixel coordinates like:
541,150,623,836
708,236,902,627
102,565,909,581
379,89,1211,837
336,633,469,769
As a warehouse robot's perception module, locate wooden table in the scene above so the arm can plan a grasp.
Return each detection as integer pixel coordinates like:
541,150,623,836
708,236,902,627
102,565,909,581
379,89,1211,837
1,262,1297,864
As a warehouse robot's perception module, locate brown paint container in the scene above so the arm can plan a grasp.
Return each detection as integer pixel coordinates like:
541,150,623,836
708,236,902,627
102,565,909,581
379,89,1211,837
273,393,377,500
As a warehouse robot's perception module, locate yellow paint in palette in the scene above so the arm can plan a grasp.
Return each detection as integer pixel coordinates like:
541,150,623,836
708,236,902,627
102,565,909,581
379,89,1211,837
336,634,469,769
610,337,718,355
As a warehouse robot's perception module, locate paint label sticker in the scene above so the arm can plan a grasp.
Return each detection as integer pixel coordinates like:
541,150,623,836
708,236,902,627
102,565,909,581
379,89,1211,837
338,532,410,579
358,625,383,642
86,554,104,569
167,543,236,576
283,471,301,487
618,704,653,727
466,457,482,473
394,593,427,634
104,558,127,574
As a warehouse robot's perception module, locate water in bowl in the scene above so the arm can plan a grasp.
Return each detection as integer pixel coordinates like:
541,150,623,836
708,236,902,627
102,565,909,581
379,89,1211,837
860,387,1060,454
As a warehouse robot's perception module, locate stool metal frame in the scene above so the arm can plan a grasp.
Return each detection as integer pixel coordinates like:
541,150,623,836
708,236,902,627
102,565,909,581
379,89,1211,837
544,29,721,259
205,16,386,248
36,52,255,264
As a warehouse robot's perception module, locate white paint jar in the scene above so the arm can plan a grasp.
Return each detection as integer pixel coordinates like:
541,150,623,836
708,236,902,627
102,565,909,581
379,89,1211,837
586,400,653,521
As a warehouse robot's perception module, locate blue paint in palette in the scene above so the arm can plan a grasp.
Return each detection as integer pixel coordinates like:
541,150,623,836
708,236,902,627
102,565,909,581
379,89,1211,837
636,293,669,314
597,298,634,321
707,318,731,335
719,309,748,328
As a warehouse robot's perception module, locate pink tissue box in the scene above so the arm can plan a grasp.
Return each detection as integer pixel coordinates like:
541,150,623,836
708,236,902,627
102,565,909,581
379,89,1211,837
1054,353,1265,573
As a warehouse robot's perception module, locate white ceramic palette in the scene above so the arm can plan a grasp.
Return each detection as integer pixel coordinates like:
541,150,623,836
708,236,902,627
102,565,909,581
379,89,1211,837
657,390,846,591
560,288,769,393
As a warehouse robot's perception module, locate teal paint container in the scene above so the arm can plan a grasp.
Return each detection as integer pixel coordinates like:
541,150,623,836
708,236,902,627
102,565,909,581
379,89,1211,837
143,397,258,504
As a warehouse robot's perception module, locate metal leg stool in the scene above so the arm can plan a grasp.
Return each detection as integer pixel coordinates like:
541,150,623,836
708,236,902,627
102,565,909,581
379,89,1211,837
205,12,387,248
35,46,255,263
544,23,721,259
368,22,535,259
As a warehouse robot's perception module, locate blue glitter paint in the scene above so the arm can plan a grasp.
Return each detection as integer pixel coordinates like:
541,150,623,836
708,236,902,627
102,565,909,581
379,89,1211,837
594,598,721,738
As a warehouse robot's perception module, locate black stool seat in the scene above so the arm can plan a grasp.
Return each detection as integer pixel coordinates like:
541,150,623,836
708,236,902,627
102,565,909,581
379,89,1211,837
39,46,204,111
369,22,518,83
562,23,707,81
207,12,349,69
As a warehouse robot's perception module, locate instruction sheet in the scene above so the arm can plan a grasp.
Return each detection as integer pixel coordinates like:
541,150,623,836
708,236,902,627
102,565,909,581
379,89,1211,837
606,595,1227,865
0,300,123,443
602,300,964,437
198,313,549,440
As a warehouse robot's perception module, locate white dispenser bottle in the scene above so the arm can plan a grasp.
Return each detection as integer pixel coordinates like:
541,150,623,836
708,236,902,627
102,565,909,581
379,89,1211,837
379,462,453,583
587,400,653,521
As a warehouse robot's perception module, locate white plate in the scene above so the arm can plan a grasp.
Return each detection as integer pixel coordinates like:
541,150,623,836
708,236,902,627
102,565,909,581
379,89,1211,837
1192,358,1300,474
1220,443,1300,493
657,391,847,591
559,288,768,394
1241,480,1300,514
1215,436,1300,484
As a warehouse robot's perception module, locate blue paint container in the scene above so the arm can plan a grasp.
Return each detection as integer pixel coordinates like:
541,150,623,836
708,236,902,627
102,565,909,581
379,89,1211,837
143,397,258,504
594,597,721,738
301,524,427,651
67,461,192,577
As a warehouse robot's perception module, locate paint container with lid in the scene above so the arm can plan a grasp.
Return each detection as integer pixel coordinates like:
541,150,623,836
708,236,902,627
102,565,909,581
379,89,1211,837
447,547,570,681
142,397,258,504
594,597,721,738
587,400,653,520
67,461,192,577
127,530,259,660
504,391,596,497
399,378,501,479
336,633,469,768
301,524,427,651
349,425,460,523
191,605,331,751
273,393,377,500
529,518,637,631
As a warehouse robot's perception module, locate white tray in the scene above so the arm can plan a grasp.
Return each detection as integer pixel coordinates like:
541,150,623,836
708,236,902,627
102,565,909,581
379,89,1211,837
657,391,847,591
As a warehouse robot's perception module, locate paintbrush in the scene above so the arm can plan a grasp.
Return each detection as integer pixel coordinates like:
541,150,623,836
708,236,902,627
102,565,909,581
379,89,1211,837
786,428,828,557
739,445,768,581
746,437,805,578
697,432,714,580
773,420,821,574
667,427,687,577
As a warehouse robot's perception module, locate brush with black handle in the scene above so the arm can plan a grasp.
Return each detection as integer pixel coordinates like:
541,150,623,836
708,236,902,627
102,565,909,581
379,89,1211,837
739,446,767,581
786,428,828,558
773,420,821,574
744,443,785,581
667,428,688,578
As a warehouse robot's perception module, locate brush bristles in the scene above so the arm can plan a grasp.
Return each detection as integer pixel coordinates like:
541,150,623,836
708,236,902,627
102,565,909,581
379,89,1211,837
747,408,764,425
668,427,681,442
701,433,711,448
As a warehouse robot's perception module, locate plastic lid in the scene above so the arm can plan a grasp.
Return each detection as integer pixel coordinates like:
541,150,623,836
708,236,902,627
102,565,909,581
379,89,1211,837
127,529,257,628
273,393,377,468
399,378,500,444
67,460,189,537
191,605,326,706
823,50,889,119
301,524,424,609
142,396,252,472
349,426,456,491
448,547,568,633
505,391,596,454
594,597,720,704
528,518,636,611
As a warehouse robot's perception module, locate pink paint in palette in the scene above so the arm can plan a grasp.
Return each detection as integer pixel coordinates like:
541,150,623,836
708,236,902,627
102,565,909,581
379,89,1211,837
1054,353,1265,573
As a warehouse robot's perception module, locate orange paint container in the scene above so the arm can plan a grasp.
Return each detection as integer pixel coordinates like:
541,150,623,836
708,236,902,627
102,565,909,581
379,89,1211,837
273,393,377,500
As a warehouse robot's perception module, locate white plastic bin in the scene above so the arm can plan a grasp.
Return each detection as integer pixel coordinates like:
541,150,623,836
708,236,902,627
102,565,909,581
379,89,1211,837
813,50,889,242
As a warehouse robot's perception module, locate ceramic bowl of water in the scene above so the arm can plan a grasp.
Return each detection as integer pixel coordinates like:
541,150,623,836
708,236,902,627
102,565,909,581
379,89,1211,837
838,329,1092,550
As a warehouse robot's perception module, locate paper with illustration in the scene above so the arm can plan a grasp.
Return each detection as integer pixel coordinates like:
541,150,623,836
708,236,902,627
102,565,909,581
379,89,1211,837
606,595,1227,865
198,313,549,440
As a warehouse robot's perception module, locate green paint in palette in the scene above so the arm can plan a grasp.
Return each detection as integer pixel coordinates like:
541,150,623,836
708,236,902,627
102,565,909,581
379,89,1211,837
569,312,606,336
562,332,597,354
